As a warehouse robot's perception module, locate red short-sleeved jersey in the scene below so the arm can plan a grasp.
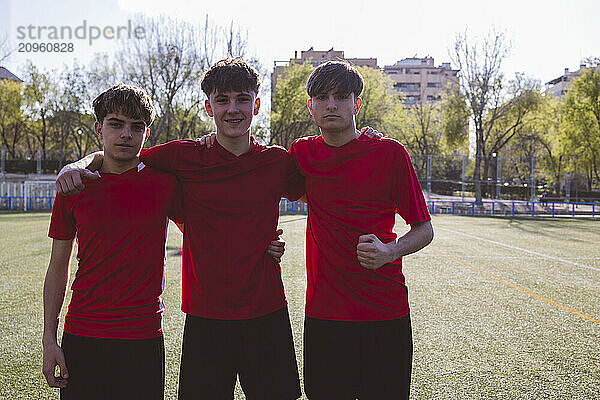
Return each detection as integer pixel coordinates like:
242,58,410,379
140,137,305,319
48,164,180,339
289,135,431,321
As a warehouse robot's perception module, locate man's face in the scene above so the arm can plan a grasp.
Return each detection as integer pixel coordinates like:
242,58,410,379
206,91,260,139
308,91,361,133
95,113,148,162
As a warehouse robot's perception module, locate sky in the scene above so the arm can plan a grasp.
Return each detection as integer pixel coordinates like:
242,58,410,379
2,0,599,86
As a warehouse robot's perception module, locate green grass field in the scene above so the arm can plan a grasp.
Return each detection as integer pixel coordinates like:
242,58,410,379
1,212,599,399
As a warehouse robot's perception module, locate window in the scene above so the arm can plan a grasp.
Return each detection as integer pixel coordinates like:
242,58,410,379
427,82,441,88
394,83,420,92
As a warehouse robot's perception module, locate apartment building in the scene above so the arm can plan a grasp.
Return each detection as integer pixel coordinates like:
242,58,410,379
545,63,589,98
271,47,378,96
271,51,458,107
383,57,458,105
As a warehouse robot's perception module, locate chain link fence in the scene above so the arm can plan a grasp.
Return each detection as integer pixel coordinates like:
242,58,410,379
411,154,600,203
2,150,599,211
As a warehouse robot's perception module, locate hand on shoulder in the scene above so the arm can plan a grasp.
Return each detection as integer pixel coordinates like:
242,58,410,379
360,126,384,140
55,168,100,195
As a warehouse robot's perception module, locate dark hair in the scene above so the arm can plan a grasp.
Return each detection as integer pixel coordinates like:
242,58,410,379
306,60,364,98
92,84,155,126
201,57,261,97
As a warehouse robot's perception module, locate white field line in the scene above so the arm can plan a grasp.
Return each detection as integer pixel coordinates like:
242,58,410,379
411,254,600,260
435,226,600,273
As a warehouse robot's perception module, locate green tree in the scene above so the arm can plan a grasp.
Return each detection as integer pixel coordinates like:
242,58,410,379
510,95,566,197
270,62,315,148
535,97,567,196
560,63,600,190
53,62,100,163
0,80,25,157
440,84,469,151
22,61,57,159
354,66,405,142
270,63,407,149
481,75,542,196
400,100,443,156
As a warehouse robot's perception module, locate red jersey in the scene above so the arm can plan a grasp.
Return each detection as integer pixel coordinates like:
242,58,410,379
289,135,430,321
140,137,304,319
48,164,180,339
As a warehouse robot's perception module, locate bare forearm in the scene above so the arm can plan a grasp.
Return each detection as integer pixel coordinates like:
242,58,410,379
43,266,69,346
59,151,104,174
43,276,67,345
43,241,73,345
391,220,434,259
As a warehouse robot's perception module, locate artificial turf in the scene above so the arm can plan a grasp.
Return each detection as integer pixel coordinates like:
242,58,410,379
0,212,598,399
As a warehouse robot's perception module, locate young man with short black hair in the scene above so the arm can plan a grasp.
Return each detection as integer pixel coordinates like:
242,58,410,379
43,84,180,400
289,61,434,399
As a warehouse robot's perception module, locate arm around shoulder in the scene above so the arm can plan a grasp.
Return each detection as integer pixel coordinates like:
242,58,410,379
60,151,104,173
55,152,103,195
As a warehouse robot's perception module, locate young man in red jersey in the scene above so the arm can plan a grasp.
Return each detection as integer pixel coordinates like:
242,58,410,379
42,84,181,399
55,58,304,400
288,61,434,400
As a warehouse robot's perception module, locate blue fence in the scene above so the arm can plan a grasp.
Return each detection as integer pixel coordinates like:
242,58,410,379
0,196,55,211
1,196,306,214
428,200,598,217
279,198,307,215
279,199,599,218
1,196,598,218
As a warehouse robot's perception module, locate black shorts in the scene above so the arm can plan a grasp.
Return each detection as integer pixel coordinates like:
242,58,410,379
178,305,301,400
304,314,413,400
60,332,165,400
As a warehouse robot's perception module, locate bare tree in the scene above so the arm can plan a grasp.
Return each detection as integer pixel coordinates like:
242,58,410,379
114,14,208,145
201,14,220,67
0,32,15,64
0,14,260,167
225,21,248,58
112,14,255,145
451,29,511,201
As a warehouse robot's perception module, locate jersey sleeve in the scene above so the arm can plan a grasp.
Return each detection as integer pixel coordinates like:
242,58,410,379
391,145,431,224
48,194,77,240
283,151,305,201
139,140,182,173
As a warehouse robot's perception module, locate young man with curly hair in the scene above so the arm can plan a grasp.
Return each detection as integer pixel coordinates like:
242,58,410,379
43,84,181,400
